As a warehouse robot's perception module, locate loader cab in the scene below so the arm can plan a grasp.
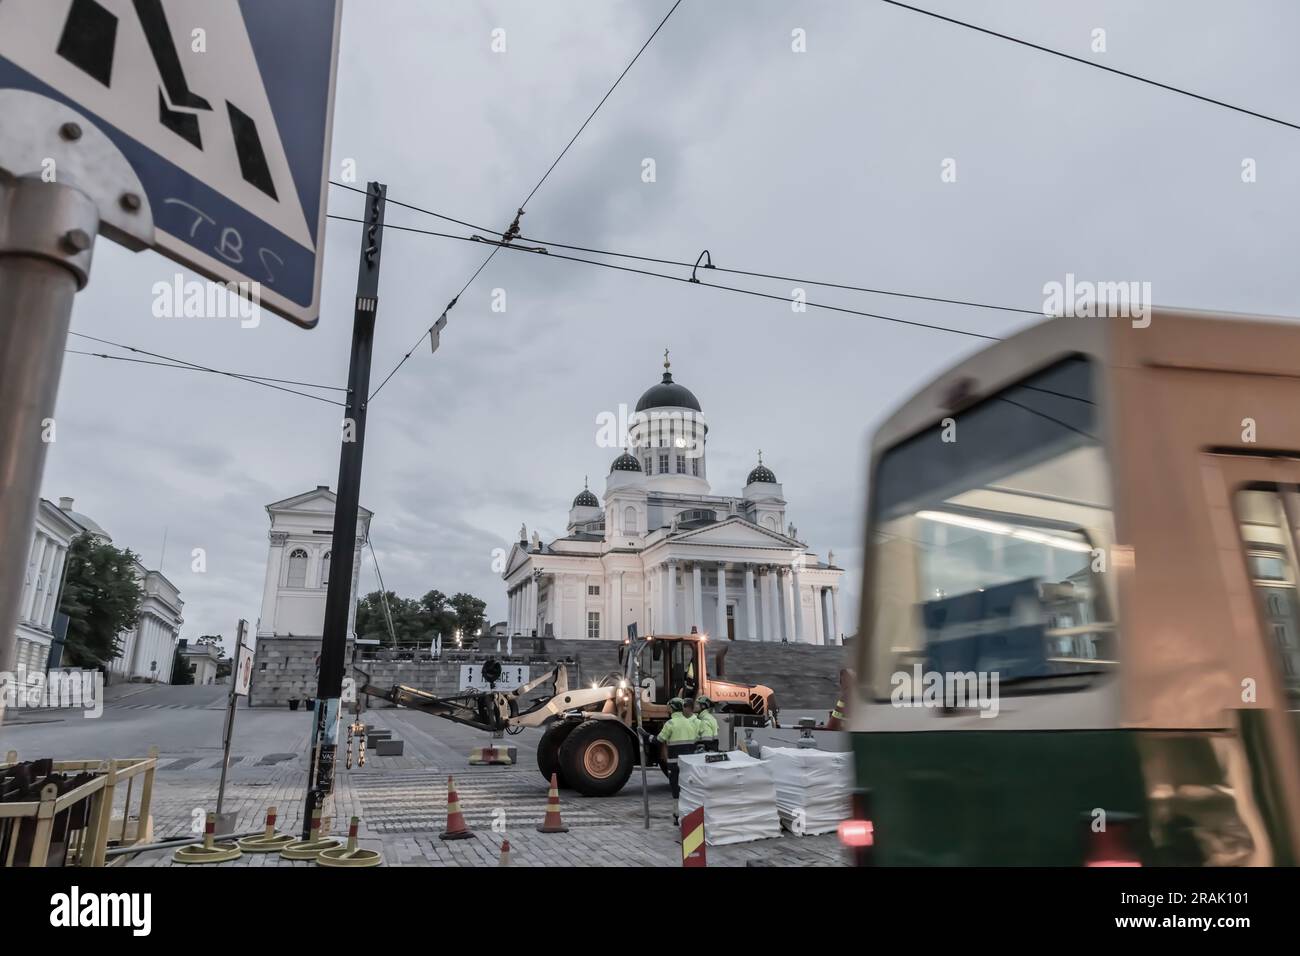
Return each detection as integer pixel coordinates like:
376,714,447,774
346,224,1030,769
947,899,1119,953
624,636,703,705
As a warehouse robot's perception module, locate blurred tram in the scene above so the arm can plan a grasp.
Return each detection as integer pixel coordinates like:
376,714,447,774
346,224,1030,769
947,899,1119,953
847,309,1300,865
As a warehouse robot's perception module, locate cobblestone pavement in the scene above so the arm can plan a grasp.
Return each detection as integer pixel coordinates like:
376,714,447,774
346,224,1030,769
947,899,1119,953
124,762,845,867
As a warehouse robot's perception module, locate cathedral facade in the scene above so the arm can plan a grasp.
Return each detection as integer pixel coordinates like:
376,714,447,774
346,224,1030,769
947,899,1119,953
503,358,843,644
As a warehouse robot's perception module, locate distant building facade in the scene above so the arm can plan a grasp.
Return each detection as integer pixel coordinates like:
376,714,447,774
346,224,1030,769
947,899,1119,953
177,639,221,685
250,487,372,707
14,497,183,681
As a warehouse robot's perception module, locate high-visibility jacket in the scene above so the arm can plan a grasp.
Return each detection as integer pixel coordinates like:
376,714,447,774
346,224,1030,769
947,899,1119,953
659,712,696,745
695,710,719,738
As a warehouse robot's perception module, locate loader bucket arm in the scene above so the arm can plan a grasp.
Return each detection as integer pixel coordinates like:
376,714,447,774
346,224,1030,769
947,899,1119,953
354,663,572,733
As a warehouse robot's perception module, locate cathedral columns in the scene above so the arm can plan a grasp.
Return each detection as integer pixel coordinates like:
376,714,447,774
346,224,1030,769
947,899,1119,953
830,587,840,644
526,575,538,636
813,583,825,646
691,563,703,632
744,565,757,641
761,567,775,642
791,562,805,644
553,573,564,640
715,561,728,641
666,560,678,634
781,567,796,644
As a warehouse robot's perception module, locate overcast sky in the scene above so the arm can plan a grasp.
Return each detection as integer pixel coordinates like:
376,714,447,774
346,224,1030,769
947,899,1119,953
41,0,1300,651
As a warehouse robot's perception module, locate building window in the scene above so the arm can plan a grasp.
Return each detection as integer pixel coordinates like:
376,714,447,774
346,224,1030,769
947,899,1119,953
321,551,331,588
643,456,652,474
588,584,601,596
286,548,308,588
676,455,686,474
658,453,668,473
624,505,638,533
587,611,601,640
692,458,700,476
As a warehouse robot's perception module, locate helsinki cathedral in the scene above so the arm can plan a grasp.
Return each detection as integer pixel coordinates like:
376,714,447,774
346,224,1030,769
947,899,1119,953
503,355,843,644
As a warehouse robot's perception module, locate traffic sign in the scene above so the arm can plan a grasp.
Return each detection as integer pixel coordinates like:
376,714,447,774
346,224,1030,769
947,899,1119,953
0,0,342,327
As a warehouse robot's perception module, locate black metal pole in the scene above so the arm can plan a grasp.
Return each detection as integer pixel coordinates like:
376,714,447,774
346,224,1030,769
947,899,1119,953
302,181,386,838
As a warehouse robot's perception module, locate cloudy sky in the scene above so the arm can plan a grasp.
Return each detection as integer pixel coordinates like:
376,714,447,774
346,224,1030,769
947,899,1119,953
41,0,1300,651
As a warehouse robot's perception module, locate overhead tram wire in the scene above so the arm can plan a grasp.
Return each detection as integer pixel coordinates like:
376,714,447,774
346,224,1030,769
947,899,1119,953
878,0,1300,133
66,331,347,406
325,213,1004,341
352,0,685,403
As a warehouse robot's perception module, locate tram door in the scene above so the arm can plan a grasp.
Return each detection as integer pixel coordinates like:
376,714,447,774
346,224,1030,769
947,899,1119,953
1213,456,1300,858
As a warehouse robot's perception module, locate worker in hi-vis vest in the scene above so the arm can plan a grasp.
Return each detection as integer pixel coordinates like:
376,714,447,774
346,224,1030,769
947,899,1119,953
694,695,719,740
657,697,696,823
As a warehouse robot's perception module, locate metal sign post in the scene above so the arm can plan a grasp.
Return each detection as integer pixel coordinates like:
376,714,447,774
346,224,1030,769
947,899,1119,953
0,92,153,702
302,182,387,838
215,618,250,820
626,623,651,829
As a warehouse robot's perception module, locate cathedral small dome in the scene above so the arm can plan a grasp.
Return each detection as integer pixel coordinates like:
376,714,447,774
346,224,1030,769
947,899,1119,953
747,452,776,485
572,484,600,508
610,451,642,473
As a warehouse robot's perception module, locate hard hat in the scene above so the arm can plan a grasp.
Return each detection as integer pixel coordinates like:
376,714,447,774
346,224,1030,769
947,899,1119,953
696,695,713,709
668,697,684,712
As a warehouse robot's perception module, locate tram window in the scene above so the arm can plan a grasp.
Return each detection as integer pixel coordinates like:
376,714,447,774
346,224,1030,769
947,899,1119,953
867,356,1117,701
1233,489,1300,707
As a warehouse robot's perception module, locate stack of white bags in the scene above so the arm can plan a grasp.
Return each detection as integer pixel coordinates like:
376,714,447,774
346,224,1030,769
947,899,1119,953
762,747,852,835
679,751,782,846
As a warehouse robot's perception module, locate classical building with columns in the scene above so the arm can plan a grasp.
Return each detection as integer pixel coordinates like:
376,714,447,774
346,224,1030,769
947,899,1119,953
256,486,372,641
503,358,843,644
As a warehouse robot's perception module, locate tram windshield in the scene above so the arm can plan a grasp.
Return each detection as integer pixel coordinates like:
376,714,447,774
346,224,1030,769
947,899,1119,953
867,356,1117,701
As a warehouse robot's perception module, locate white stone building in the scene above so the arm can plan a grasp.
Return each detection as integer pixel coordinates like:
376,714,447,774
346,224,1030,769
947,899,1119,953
256,486,372,641
503,358,844,644
177,640,221,685
13,499,83,674
15,497,183,681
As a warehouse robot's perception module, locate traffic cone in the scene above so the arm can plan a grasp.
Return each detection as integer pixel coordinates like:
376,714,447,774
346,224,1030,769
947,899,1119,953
439,775,474,840
536,772,569,833
499,838,511,866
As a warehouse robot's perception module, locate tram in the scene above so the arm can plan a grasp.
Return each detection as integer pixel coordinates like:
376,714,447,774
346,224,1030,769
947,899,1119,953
847,308,1300,865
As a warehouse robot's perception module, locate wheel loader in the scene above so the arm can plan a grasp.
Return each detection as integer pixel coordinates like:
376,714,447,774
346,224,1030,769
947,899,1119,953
356,633,778,797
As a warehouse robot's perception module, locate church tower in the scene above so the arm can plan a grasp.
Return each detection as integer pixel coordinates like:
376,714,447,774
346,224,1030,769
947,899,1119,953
627,351,709,496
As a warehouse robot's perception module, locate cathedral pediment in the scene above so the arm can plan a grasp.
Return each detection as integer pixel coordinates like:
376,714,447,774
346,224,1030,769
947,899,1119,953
670,516,799,548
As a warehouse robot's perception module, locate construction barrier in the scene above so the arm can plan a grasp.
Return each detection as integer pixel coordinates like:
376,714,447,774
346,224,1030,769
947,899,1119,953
317,816,381,867
439,776,474,840
1,748,159,867
468,745,516,766
536,772,568,833
280,809,341,860
173,811,242,864
681,806,707,867
236,806,295,853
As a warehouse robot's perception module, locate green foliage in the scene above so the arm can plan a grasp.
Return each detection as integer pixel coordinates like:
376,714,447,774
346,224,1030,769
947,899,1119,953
354,587,489,647
195,634,226,659
58,533,145,668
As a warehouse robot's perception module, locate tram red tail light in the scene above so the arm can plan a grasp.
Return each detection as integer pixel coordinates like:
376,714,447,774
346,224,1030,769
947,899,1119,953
1083,812,1143,867
840,788,875,865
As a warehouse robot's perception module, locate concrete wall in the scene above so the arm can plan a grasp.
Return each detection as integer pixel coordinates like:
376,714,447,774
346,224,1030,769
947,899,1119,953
249,636,849,710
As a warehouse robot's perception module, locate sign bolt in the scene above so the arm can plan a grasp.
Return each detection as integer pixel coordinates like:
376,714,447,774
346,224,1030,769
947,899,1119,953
60,229,92,254
58,122,82,142
120,193,143,213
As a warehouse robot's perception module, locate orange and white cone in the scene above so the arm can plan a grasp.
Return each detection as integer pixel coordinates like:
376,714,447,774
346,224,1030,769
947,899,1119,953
499,838,511,866
439,775,474,840
536,772,569,833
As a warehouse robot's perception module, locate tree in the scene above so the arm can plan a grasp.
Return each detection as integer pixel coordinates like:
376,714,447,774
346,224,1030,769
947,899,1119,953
170,652,193,685
450,592,487,647
59,533,145,668
196,634,226,659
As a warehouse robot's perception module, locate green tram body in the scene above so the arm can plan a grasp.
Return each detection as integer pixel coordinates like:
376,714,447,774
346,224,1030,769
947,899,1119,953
852,310,1300,866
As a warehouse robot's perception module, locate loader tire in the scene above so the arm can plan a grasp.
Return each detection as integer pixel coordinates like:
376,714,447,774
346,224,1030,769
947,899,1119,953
537,720,579,787
558,719,634,797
